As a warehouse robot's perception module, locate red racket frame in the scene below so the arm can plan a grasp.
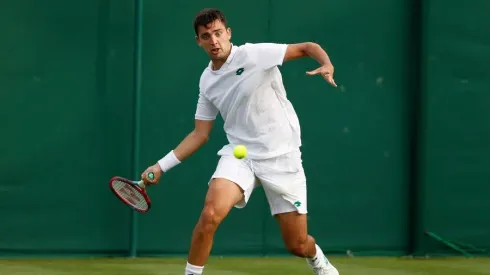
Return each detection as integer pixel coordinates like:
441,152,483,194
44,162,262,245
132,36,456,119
109,176,151,213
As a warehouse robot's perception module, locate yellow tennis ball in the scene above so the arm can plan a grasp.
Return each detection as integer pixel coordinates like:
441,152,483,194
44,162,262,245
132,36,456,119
233,145,247,159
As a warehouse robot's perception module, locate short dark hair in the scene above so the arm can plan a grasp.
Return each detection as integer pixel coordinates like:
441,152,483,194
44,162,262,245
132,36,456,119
193,8,227,36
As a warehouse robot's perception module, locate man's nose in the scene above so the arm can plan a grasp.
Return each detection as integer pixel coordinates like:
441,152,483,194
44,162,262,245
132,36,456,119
210,35,218,45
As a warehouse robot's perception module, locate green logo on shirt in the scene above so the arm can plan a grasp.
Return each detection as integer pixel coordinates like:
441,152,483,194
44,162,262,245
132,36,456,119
236,68,245,75
294,201,301,207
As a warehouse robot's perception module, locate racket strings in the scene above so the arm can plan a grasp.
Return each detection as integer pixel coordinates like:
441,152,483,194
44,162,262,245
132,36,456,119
112,180,148,211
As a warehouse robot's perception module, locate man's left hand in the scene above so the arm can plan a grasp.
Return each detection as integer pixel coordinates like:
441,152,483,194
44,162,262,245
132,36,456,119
306,64,337,87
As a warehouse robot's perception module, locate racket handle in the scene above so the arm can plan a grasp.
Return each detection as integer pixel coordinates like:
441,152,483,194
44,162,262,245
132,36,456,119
137,172,155,188
136,180,146,188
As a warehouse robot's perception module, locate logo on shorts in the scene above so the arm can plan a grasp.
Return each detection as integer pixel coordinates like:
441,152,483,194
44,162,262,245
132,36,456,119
236,68,245,75
294,201,301,207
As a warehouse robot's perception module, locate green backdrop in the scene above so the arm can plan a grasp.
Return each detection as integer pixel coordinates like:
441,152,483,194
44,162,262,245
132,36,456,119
414,0,490,255
0,0,489,257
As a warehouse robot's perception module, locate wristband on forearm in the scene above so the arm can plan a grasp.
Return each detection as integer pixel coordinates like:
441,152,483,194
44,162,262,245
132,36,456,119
157,150,181,172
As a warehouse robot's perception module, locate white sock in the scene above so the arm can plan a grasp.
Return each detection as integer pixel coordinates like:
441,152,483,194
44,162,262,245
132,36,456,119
307,244,328,268
185,262,204,275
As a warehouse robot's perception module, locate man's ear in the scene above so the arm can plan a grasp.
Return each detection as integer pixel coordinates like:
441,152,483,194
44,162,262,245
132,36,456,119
195,35,202,47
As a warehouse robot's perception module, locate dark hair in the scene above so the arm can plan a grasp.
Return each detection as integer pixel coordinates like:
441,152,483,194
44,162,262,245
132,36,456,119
193,8,227,36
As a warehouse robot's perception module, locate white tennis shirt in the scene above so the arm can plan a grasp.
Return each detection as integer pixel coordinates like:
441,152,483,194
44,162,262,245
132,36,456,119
195,43,301,159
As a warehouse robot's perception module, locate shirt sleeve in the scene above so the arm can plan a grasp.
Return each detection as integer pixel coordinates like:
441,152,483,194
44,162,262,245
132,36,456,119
245,43,288,70
194,92,219,121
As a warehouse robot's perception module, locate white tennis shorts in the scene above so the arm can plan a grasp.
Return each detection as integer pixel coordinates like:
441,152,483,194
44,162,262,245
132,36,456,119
209,149,307,215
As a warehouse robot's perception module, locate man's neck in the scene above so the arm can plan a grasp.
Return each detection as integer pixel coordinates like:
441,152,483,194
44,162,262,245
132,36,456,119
211,59,226,71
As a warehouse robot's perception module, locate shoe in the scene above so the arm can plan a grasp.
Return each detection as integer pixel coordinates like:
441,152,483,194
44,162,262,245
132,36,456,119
307,256,339,275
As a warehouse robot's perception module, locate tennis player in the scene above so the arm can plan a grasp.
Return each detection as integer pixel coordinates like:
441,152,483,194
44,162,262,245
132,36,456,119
141,8,339,275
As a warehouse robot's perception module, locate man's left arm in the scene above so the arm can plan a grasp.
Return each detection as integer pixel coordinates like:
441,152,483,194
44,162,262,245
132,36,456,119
284,42,337,87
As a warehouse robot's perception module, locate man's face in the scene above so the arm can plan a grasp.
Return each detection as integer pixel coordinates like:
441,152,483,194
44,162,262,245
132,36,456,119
195,19,232,60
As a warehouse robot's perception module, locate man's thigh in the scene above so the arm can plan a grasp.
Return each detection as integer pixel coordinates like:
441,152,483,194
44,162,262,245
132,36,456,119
202,177,245,220
210,155,259,209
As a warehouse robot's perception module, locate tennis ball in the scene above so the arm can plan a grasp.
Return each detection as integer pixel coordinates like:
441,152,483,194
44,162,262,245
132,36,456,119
233,145,247,159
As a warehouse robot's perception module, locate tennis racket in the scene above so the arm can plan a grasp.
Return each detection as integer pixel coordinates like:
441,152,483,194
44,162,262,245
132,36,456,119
109,172,154,213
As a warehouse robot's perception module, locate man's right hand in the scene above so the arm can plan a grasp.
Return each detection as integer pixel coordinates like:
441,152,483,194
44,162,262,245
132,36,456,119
141,163,163,185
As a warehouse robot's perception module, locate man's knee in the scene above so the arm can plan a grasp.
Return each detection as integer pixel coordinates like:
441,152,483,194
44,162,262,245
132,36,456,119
285,236,310,257
193,177,244,237
196,203,225,234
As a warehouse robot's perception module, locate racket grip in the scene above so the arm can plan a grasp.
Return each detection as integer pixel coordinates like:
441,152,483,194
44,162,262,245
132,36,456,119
137,172,154,188
136,180,146,188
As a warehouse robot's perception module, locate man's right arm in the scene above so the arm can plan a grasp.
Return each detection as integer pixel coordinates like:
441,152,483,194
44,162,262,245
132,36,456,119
141,91,218,184
141,119,214,184
173,89,218,161
173,119,214,161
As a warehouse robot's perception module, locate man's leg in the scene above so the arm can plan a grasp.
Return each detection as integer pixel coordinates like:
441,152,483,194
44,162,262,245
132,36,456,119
185,178,243,274
185,155,257,275
275,211,316,258
275,212,338,275
256,149,339,274
187,178,243,265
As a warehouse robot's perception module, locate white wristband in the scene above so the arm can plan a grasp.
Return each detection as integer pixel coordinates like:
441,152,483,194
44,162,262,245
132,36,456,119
157,150,181,172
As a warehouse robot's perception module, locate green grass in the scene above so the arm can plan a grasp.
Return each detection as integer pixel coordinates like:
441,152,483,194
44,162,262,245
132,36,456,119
0,256,489,275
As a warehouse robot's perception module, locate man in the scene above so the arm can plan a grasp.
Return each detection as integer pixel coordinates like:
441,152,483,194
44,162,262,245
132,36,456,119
141,8,339,275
